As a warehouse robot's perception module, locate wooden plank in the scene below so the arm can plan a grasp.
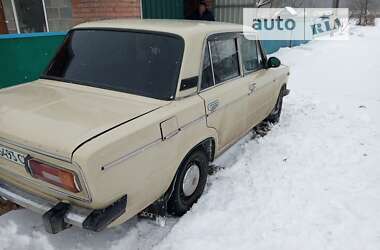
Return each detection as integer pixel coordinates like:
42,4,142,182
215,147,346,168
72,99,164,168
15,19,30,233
0,0,8,34
0,198,19,216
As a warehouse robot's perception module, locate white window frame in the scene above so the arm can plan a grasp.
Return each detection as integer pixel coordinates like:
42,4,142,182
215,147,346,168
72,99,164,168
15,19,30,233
10,0,49,34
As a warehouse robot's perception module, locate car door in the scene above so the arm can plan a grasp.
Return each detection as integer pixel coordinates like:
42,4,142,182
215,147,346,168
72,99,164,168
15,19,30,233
238,34,278,128
198,33,250,150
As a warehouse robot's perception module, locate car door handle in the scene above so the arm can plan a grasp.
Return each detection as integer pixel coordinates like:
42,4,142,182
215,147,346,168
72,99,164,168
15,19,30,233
248,83,257,95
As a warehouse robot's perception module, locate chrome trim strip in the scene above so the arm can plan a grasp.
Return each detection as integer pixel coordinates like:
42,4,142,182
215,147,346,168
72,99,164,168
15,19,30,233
181,115,205,130
163,129,180,140
72,161,93,202
236,36,244,77
0,137,71,162
0,181,92,228
208,41,216,87
197,33,209,92
101,138,162,171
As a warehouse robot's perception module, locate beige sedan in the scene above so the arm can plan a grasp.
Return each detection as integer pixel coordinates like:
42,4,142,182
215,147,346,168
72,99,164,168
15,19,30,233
0,19,289,233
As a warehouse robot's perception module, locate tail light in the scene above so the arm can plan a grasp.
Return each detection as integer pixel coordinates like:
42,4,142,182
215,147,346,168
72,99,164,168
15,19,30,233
26,158,81,193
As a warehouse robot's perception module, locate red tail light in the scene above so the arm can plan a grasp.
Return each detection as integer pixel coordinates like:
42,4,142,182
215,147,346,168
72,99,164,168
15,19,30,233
27,158,80,193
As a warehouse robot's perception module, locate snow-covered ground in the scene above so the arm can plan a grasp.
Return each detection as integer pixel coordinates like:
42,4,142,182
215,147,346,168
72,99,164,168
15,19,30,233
1,23,380,250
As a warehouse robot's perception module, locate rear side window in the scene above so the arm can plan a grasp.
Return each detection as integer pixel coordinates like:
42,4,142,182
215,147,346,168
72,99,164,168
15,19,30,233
209,39,240,84
239,36,263,73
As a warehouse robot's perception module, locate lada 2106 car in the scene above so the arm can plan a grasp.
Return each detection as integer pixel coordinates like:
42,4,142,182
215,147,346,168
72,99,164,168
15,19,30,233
0,20,289,233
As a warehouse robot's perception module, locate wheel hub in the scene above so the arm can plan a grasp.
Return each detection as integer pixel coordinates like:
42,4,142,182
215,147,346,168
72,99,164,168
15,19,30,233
182,164,200,197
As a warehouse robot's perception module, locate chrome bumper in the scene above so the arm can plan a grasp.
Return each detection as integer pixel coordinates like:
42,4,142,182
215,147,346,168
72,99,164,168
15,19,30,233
0,181,92,228
0,180,128,233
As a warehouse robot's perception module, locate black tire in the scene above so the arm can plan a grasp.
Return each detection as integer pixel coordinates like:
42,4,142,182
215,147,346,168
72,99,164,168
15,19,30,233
167,150,208,216
265,88,284,124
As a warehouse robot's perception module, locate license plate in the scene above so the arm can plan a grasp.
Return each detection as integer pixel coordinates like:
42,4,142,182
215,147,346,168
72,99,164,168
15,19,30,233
0,145,26,166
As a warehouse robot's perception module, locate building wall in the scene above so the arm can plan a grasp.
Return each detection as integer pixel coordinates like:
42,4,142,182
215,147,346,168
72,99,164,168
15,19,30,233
1,0,74,33
45,0,74,32
1,0,16,33
0,0,141,34
72,0,141,24
0,0,219,34
214,0,255,24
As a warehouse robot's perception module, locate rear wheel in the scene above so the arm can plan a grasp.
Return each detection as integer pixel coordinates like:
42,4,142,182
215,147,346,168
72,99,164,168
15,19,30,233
167,150,208,216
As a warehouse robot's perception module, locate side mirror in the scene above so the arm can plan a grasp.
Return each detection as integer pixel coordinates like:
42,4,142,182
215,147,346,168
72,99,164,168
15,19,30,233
266,57,281,68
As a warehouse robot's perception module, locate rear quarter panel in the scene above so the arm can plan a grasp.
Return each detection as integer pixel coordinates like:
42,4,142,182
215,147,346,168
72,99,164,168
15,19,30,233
73,94,218,225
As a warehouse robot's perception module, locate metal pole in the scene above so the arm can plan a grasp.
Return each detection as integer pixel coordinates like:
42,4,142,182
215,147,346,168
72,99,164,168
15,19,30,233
336,0,340,8
41,0,49,32
10,0,20,33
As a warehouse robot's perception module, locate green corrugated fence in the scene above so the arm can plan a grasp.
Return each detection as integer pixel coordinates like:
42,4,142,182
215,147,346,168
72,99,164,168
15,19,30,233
142,0,184,19
0,32,66,89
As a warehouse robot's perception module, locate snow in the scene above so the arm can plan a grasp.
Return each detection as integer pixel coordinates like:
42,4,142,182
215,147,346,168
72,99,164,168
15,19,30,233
284,6,297,16
1,23,380,250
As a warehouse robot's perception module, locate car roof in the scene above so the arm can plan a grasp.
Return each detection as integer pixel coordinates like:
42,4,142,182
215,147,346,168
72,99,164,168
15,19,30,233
73,19,247,37
73,19,257,94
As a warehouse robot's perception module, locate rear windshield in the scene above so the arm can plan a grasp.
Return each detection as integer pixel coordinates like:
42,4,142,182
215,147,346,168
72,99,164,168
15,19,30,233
42,29,184,100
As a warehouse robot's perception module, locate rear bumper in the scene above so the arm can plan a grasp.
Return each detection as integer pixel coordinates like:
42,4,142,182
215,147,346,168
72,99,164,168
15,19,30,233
0,181,127,233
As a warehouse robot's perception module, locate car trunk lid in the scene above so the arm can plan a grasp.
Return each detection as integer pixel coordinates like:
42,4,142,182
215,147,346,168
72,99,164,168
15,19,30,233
0,79,166,161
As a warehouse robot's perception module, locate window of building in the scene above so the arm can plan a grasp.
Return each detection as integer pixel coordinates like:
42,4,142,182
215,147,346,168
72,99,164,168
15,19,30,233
13,0,47,33
3,0,49,34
